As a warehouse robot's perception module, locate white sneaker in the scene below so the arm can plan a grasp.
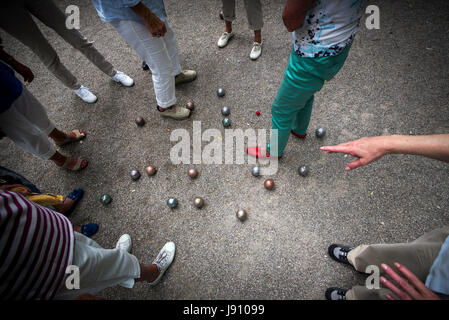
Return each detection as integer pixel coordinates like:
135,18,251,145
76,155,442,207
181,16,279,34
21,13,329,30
250,42,262,60
148,242,176,286
74,85,97,103
116,234,132,253
217,32,235,48
112,71,134,87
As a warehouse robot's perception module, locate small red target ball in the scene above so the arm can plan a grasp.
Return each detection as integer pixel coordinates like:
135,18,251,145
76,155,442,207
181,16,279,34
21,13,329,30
256,110,261,116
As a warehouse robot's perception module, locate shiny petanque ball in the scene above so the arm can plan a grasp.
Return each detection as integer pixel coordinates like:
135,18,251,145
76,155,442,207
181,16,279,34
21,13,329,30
264,178,275,190
130,170,141,180
298,165,309,177
221,106,230,116
251,166,261,177
135,117,145,127
185,101,195,110
167,198,178,209
236,209,248,222
188,168,199,179
145,165,157,176
222,117,231,127
315,128,326,138
100,194,112,205
193,197,205,209
217,88,225,97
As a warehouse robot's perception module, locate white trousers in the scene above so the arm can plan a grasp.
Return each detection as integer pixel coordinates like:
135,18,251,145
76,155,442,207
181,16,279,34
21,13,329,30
0,87,56,160
111,19,182,108
55,232,141,300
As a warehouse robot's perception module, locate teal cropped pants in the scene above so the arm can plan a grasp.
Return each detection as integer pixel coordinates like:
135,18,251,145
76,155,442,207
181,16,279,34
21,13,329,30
268,45,351,156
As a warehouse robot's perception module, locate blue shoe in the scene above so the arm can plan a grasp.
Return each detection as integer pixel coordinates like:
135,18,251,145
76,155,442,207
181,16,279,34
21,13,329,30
81,223,99,238
63,188,84,216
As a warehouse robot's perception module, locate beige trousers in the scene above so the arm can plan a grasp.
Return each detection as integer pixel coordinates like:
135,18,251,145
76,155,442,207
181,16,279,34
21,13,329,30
346,227,449,300
0,0,116,90
222,0,263,30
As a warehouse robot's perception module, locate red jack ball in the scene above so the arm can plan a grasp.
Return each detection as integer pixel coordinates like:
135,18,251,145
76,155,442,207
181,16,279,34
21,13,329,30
256,110,261,116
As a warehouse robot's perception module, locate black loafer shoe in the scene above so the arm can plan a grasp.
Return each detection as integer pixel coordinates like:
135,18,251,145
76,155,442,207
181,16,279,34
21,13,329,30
328,244,352,265
142,61,149,71
325,287,348,300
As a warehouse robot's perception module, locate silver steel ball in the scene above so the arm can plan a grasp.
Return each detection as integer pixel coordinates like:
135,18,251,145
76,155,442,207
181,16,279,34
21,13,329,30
315,128,326,138
167,198,178,209
236,209,248,222
298,165,309,177
217,88,225,97
193,197,204,209
221,106,230,116
188,168,199,179
130,170,141,180
251,166,261,177
222,117,231,127
100,194,112,204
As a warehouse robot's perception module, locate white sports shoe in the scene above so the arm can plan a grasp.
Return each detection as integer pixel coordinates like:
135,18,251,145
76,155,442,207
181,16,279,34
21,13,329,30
148,242,176,286
158,105,191,120
250,42,262,60
217,32,235,48
74,85,97,103
116,234,132,253
112,71,134,87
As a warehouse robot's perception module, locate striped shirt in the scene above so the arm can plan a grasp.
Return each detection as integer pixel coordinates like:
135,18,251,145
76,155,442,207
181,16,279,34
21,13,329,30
0,190,74,300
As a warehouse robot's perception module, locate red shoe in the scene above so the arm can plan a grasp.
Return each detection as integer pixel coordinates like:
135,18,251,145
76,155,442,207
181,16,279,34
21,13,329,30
291,131,307,139
246,146,281,159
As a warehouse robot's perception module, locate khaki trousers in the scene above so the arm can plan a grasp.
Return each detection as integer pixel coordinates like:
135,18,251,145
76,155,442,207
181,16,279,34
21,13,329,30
222,0,263,30
345,227,449,300
0,0,116,90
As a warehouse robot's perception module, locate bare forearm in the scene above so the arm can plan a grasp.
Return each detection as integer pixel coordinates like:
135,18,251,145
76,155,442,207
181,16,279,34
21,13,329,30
0,47,20,68
386,134,449,162
130,1,155,22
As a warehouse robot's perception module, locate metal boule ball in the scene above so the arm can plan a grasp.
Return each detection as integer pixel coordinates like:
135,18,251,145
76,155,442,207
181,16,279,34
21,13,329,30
130,169,141,180
264,178,275,190
315,128,326,138
145,165,157,176
100,194,112,205
217,88,225,97
188,168,199,179
236,209,248,222
186,101,195,110
135,117,145,127
222,117,231,127
193,197,204,209
298,165,309,177
251,166,261,177
221,106,230,116
167,198,178,209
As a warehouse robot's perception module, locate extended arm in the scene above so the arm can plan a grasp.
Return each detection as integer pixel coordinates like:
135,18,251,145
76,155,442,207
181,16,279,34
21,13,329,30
282,0,314,32
130,1,166,37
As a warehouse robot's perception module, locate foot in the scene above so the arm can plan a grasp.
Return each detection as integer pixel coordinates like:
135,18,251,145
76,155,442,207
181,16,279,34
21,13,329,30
217,32,235,48
325,288,348,300
74,85,97,103
80,224,99,238
291,131,307,139
328,244,352,265
149,242,176,286
157,105,190,120
112,71,134,87
116,234,132,253
57,157,88,171
55,188,84,215
246,146,281,159
175,70,197,85
219,10,224,20
250,42,262,60
54,130,86,147
142,61,149,71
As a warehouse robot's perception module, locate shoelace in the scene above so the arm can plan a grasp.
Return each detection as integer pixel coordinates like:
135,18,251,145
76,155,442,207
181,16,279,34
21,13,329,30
154,252,167,272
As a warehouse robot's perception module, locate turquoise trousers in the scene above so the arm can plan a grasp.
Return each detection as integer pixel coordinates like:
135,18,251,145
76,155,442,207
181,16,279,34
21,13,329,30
268,45,351,156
